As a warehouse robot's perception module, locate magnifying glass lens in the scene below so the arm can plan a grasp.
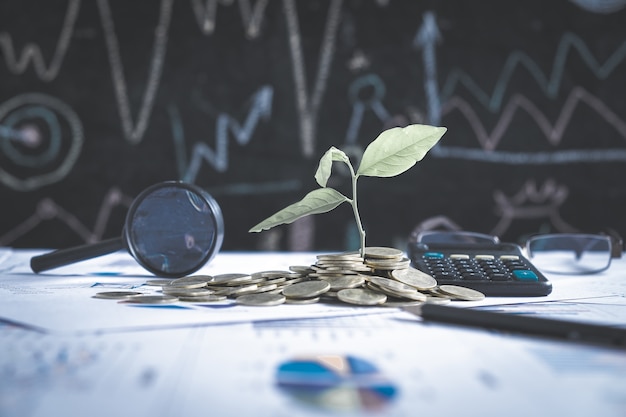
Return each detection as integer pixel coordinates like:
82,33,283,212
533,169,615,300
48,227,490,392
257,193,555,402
30,181,224,278
127,186,220,276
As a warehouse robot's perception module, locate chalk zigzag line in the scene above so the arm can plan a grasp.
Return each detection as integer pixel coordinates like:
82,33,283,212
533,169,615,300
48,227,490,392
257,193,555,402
440,32,626,112
0,187,133,246
190,0,271,38
0,0,81,82
441,86,626,151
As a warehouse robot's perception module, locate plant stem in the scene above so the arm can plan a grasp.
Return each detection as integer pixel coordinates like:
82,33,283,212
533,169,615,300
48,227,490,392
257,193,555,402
350,168,366,257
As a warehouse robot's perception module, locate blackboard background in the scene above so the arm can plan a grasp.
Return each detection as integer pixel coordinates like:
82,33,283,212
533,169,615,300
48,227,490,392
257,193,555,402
0,0,625,253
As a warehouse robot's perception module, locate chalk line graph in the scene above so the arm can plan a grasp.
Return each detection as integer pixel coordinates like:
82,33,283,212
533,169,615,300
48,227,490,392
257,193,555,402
439,31,626,113
413,11,626,164
191,0,271,39
171,85,273,179
0,186,133,246
0,0,80,82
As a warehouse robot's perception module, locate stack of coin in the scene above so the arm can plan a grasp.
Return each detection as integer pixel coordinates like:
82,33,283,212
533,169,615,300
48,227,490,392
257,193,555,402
91,247,485,306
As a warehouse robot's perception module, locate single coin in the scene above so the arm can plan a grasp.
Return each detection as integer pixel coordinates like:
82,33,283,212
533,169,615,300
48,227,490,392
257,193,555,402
178,294,227,302
259,270,293,278
166,276,211,289
316,252,362,261
161,287,215,297
208,273,252,285
285,297,320,305
123,295,178,304
424,295,451,305
93,291,143,300
236,283,277,296
364,247,404,259
282,280,331,298
391,267,438,290
337,288,387,306
289,265,314,273
320,275,365,290
367,282,428,302
236,293,286,306
368,276,417,294
381,299,424,308
144,279,174,286
437,285,486,301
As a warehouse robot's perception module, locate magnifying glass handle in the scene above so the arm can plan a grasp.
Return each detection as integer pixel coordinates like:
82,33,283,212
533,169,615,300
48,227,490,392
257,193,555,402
30,237,124,273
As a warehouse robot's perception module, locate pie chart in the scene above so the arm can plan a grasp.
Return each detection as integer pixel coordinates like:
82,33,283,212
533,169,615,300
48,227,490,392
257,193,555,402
275,354,398,412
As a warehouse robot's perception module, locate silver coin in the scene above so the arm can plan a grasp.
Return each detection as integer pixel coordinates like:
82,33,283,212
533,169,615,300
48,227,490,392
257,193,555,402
208,273,252,285
285,297,320,304
391,267,438,290
381,299,424,308
424,295,451,305
161,287,215,297
320,275,365,290
236,293,286,306
166,276,210,289
282,280,331,299
236,283,278,296
437,285,486,301
93,291,143,300
366,282,427,302
289,265,314,273
364,247,404,259
368,276,417,295
178,294,227,302
144,279,174,286
123,295,178,304
337,288,387,306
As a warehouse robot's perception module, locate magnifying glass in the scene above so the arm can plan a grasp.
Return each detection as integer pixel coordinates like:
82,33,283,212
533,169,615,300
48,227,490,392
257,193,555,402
30,181,224,277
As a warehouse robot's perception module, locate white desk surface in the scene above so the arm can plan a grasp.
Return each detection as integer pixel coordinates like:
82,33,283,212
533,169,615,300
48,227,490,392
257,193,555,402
1,249,625,417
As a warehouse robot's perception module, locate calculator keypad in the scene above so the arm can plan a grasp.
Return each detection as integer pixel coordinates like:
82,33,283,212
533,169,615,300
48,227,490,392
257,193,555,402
420,252,539,283
408,244,552,296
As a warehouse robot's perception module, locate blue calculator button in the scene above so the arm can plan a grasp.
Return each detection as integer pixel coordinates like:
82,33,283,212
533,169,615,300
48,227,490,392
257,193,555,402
513,270,538,281
423,252,444,259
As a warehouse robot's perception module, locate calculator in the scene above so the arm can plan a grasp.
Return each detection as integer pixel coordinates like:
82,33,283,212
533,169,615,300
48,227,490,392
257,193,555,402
407,241,552,297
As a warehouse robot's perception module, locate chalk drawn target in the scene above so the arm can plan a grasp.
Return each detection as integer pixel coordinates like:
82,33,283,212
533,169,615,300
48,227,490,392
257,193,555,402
0,93,83,191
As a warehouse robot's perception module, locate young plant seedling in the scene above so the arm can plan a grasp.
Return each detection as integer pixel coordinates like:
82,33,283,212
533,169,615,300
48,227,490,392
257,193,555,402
249,124,447,257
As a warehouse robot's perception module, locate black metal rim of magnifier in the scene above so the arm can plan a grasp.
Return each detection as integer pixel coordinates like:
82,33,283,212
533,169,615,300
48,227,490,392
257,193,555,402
124,181,225,278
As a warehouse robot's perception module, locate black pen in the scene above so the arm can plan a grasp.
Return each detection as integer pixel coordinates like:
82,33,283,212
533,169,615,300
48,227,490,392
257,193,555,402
403,303,626,350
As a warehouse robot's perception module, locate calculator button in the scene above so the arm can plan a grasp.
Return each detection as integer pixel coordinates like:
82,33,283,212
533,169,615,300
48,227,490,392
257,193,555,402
449,254,470,259
475,254,495,260
490,273,510,281
512,270,539,281
461,273,486,281
500,255,520,260
423,252,444,259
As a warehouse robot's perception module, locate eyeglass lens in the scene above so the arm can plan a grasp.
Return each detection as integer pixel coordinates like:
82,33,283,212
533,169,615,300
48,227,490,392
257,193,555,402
526,235,612,274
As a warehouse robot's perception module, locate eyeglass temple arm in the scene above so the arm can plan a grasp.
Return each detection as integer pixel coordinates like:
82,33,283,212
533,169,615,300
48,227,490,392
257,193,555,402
603,228,623,259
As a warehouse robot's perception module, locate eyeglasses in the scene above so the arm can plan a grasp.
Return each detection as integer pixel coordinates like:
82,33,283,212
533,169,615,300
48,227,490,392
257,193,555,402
410,230,623,275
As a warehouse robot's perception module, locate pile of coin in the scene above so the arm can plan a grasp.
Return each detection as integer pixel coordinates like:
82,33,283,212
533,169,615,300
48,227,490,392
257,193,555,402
92,247,485,306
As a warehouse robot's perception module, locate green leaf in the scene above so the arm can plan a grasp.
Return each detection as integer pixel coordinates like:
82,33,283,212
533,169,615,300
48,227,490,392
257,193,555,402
314,146,351,187
249,188,350,232
356,124,446,178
